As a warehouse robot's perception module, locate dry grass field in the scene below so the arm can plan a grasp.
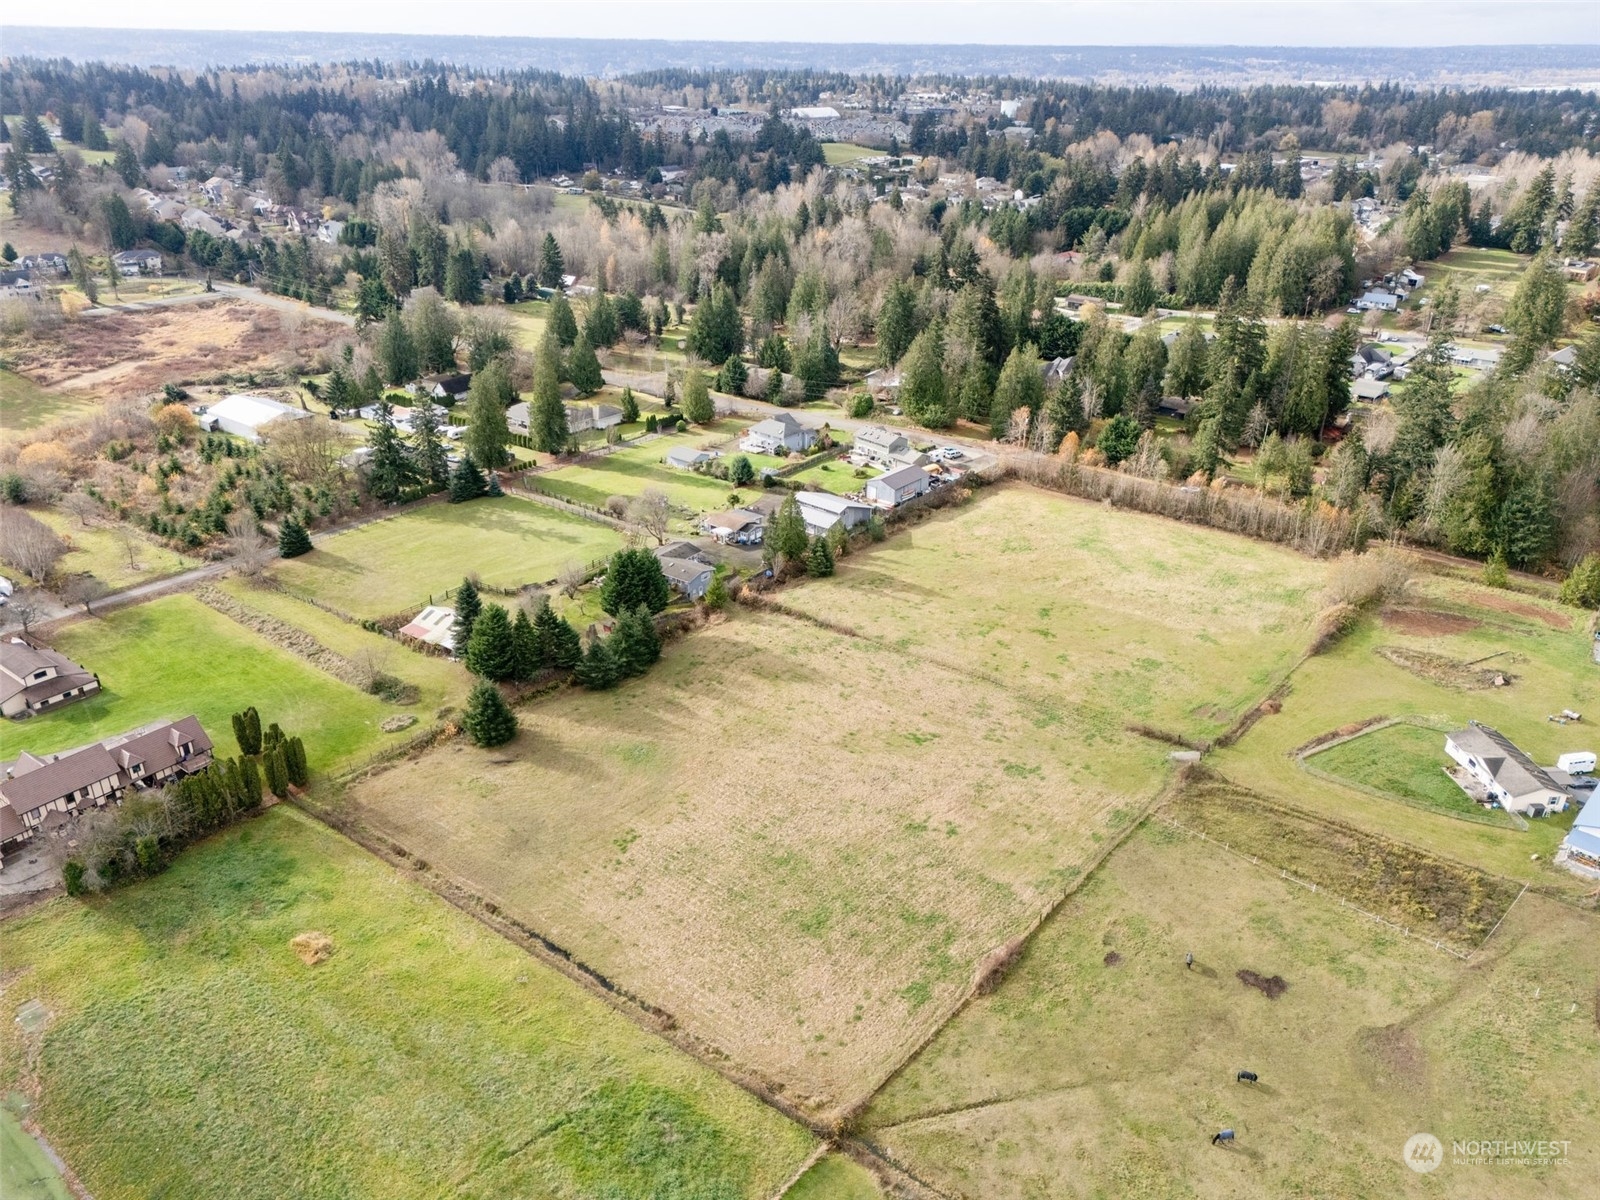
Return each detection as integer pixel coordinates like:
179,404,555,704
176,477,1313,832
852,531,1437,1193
780,484,1327,744
342,495,1330,1113
346,608,1171,1112
865,818,1600,1199
2,299,344,395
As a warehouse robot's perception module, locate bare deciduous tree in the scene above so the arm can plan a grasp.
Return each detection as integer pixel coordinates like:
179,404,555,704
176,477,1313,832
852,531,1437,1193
0,508,67,582
262,414,351,486
2,593,43,634
557,560,586,599
226,511,274,578
112,524,142,572
61,491,99,527
627,487,672,545
62,574,109,614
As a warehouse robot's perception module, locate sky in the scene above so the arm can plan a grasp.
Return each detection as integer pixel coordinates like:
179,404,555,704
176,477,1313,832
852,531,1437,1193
3,1,1594,46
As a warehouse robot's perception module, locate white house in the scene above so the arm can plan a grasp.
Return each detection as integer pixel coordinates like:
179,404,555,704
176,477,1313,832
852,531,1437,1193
0,271,41,302
112,249,163,276
665,446,718,470
740,413,817,456
1357,290,1399,311
566,403,624,434
796,491,872,537
398,605,458,652
201,394,312,441
864,464,930,507
1445,723,1570,816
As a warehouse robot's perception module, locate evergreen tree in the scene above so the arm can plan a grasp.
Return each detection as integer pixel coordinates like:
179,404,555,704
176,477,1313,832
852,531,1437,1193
600,548,671,615
619,386,640,423
549,293,579,347
728,455,755,486
568,331,604,396
757,333,792,372
463,358,513,469
991,343,1046,440
285,737,309,788
611,605,662,677
687,283,742,364
444,246,482,305
112,139,142,188
584,293,619,347
807,535,835,577
1123,259,1158,316
1164,321,1210,399
1098,414,1141,465
768,493,810,562
378,311,418,385
0,243,14,263
278,516,313,557
449,455,489,502
464,603,519,680
899,325,952,428
535,605,583,669
575,638,620,690
531,331,570,453
239,757,264,807
510,606,540,681
410,399,450,490
718,353,748,394
876,279,918,366
264,744,290,798
452,577,482,650
81,105,109,152
538,233,566,290
463,680,519,747
765,367,787,405
366,398,414,502
682,366,714,424
704,565,730,610
231,706,262,756
793,323,841,402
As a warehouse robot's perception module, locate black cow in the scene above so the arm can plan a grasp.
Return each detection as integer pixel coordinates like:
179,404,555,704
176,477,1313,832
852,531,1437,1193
1237,1070,1259,1084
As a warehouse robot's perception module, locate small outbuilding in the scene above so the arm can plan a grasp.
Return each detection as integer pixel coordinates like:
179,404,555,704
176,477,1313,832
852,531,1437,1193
399,605,458,652
864,464,930,507
666,446,718,470
796,491,872,537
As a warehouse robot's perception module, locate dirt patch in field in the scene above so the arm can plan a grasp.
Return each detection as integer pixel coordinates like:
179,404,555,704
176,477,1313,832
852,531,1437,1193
1376,645,1518,689
290,931,334,965
1381,607,1482,636
5,300,345,395
1466,590,1574,631
1355,1023,1428,1093
1237,969,1289,999
1103,951,1123,967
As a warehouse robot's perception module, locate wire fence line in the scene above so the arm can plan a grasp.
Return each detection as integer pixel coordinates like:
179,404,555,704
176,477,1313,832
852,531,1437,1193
1151,812,1477,962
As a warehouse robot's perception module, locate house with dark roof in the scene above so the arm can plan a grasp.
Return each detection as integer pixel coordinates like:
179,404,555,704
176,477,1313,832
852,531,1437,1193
659,557,714,599
741,413,817,456
1445,723,1570,817
0,716,213,849
1,639,101,719
701,509,765,545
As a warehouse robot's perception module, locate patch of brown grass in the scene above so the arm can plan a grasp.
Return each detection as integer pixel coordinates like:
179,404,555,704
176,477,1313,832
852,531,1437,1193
1236,969,1288,999
290,931,334,965
1380,607,1482,636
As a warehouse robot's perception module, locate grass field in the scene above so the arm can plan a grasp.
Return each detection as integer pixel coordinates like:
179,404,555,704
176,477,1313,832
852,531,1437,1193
822,142,878,164
0,1109,72,1200
272,496,624,620
784,1154,885,1198
0,807,814,1200
785,458,871,495
1209,573,1596,886
865,819,1600,1199
346,606,1171,1112
1308,720,1506,823
0,369,100,434
531,421,760,528
781,484,1327,744
0,596,396,771
27,507,200,590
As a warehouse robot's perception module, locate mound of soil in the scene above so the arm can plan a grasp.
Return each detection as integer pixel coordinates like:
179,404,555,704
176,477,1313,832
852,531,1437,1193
1376,646,1517,690
1381,608,1482,637
381,714,418,733
290,932,334,966
1237,969,1289,999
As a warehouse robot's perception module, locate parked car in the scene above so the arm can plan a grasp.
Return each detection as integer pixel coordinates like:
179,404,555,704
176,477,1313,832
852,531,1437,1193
938,446,964,461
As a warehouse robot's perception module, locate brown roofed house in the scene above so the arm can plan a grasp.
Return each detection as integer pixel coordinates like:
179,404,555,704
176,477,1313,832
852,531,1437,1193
1,638,101,719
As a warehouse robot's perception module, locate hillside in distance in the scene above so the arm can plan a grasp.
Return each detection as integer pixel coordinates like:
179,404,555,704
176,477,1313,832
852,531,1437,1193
3,27,1598,87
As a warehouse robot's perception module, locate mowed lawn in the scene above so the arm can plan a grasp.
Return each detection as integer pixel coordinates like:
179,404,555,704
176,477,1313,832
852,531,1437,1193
272,496,624,619
532,421,766,528
1308,720,1505,824
782,484,1326,743
0,807,814,1200
28,507,201,591
865,822,1600,1199
1209,575,1597,886
346,608,1171,1113
0,596,393,771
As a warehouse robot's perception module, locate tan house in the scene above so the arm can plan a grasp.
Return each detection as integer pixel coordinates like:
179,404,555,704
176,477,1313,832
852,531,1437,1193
0,716,213,849
1,639,101,719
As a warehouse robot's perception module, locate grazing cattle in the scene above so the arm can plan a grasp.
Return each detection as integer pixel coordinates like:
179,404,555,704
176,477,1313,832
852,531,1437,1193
1212,1129,1236,1145
1237,1070,1259,1084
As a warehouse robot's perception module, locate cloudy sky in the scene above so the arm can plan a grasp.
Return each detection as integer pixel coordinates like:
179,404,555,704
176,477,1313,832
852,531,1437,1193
4,1,1593,45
